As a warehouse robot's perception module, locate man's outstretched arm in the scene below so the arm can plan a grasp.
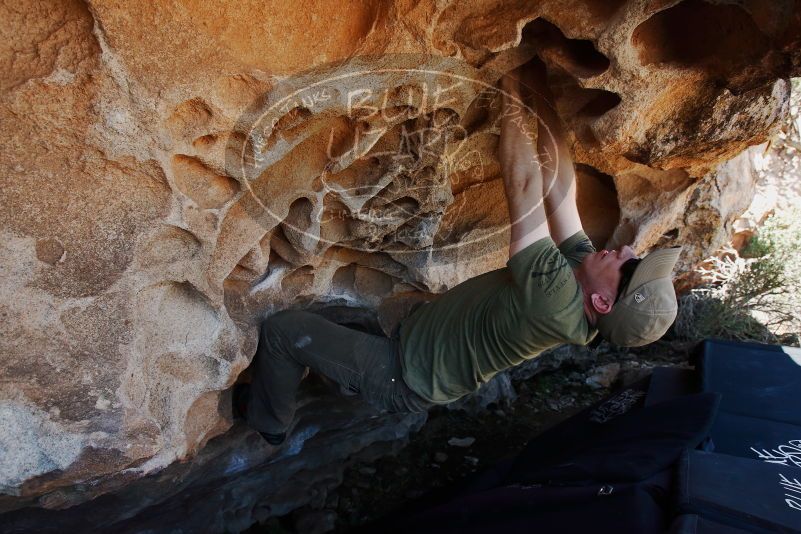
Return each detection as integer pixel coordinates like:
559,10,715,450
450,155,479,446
499,72,550,258
527,63,584,246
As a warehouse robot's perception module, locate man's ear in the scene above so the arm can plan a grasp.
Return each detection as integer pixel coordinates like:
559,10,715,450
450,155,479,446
591,292,613,315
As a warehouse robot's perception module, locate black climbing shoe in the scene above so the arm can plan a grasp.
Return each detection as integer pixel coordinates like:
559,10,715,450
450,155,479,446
232,383,250,420
259,431,287,446
233,383,286,445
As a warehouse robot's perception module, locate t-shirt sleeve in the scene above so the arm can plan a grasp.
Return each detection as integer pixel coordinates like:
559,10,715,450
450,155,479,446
558,230,596,268
506,236,579,314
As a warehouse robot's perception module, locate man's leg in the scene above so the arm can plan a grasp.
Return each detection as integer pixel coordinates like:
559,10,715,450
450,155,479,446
246,309,431,439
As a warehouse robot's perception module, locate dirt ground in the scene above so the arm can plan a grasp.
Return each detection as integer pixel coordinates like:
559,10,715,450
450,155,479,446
248,341,694,533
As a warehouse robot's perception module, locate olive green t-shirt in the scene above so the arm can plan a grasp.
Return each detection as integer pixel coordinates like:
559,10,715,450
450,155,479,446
399,231,597,404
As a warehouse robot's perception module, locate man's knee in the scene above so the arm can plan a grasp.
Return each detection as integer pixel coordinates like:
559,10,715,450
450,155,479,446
261,310,312,348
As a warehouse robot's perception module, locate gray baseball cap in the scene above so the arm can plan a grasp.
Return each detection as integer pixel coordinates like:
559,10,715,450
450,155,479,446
596,247,682,347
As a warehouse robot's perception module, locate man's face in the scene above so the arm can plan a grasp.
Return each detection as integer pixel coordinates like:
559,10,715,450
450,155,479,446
581,245,638,300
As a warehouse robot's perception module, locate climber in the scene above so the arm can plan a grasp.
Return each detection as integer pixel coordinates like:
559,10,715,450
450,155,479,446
233,61,680,446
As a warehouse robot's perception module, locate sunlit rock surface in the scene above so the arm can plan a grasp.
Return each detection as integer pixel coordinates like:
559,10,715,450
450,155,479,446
1,0,799,527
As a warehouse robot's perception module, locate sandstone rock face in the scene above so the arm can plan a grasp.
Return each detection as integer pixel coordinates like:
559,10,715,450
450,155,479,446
1,0,799,520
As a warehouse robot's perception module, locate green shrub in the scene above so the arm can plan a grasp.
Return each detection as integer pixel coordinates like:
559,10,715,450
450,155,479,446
673,208,801,346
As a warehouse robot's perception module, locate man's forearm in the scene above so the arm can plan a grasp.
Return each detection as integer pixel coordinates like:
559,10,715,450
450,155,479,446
529,74,583,245
532,87,574,207
499,73,549,257
499,76,538,185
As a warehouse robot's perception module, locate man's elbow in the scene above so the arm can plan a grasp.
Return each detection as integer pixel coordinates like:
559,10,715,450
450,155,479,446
506,171,541,192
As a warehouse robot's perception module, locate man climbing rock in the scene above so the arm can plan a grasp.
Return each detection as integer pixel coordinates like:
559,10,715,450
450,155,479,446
234,62,680,446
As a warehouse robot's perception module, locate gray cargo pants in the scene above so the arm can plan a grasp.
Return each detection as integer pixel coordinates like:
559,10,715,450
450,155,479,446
247,309,434,435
